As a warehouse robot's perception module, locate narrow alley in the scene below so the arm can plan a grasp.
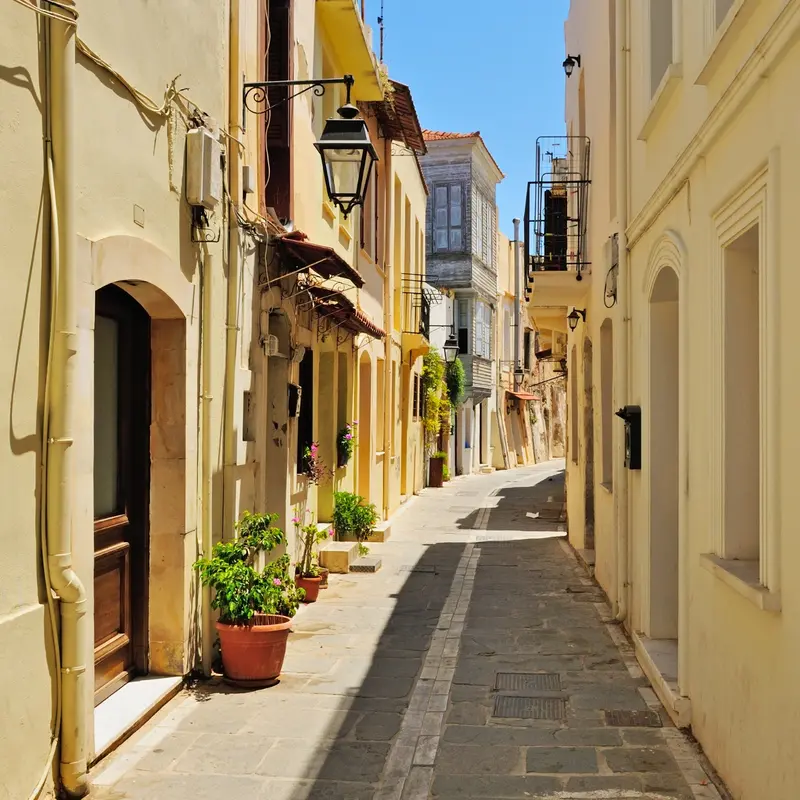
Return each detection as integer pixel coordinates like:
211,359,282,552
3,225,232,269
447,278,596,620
91,463,719,800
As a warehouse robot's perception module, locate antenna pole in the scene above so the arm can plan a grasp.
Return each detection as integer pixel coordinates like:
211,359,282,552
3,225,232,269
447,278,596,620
378,0,385,62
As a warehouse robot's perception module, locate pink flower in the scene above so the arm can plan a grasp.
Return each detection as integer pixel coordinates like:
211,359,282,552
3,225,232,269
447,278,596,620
352,420,358,425
272,578,282,586
310,443,318,453
345,433,352,440
291,516,301,525
328,529,334,537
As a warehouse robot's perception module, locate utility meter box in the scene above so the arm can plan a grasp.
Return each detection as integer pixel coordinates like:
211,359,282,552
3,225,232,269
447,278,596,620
186,128,222,210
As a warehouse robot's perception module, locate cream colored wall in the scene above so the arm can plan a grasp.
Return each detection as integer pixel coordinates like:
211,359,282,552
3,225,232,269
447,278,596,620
0,9,58,798
0,0,232,792
569,1,800,796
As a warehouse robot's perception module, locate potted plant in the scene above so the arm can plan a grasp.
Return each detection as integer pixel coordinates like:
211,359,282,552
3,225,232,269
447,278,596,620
429,451,447,488
333,491,379,555
303,441,332,485
194,511,303,687
336,420,358,468
293,511,332,602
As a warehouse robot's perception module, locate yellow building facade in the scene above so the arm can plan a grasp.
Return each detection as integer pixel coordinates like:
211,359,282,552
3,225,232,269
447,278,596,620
563,1,800,797
0,1,428,797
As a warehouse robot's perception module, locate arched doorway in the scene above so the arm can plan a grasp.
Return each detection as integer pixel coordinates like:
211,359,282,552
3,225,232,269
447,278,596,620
583,338,595,550
93,285,151,703
648,267,679,641
358,352,372,500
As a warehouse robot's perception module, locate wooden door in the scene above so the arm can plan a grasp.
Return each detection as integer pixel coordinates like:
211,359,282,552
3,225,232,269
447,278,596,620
93,285,151,705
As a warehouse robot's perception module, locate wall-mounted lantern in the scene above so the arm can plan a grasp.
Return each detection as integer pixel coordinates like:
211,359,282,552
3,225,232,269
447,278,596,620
443,333,460,364
567,308,586,332
563,54,581,78
243,74,377,218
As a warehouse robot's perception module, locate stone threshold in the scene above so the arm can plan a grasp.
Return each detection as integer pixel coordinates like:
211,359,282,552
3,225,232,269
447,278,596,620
93,675,183,765
632,632,691,729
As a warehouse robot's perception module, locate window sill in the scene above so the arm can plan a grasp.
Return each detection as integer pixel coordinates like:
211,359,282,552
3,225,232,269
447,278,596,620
338,224,353,244
638,62,683,142
322,201,336,223
359,248,377,268
700,554,781,612
600,481,613,495
695,0,756,86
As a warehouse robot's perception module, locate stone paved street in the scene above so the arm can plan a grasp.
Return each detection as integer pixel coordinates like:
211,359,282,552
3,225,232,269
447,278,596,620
92,462,720,799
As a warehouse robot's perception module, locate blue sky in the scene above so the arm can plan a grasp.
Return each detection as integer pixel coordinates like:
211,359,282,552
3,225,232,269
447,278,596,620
378,0,569,237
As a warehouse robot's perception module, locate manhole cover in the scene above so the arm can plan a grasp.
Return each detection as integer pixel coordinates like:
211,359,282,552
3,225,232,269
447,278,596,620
495,672,561,692
493,695,566,720
604,709,663,727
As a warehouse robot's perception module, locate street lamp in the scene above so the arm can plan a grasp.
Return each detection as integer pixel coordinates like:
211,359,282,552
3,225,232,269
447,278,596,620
243,74,377,218
563,54,581,78
567,308,586,332
443,333,460,364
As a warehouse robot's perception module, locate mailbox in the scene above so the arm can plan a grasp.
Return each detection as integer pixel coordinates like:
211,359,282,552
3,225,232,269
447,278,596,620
288,383,302,418
615,405,641,470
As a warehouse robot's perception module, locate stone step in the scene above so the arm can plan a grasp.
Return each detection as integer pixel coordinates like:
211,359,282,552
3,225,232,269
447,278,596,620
338,522,391,544
318,541,358,574
349,556,382,573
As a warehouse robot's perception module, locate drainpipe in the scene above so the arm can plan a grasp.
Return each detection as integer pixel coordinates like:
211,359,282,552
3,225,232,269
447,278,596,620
512,219,521,390
614,0,630,623
223,0,243,540
46,1,89,795
382,134,392,513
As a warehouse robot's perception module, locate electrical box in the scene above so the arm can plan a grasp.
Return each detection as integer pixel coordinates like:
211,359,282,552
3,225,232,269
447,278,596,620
615,405,642,470
186,128,222,210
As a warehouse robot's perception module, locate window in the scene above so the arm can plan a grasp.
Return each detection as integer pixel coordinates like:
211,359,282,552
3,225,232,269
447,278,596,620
715,0,734,27
264,0,292,220
600,320,613,487
475,301,491,359
359,163,377,259
297,349,314,471
457,298,470,355
523,330,531,371
474,192,494,266
412,374,420,420
433,183,463,252
649,0,674,98
723,225,759,565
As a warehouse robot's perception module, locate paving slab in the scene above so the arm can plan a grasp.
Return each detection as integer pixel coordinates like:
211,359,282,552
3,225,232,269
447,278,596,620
91,462,720,800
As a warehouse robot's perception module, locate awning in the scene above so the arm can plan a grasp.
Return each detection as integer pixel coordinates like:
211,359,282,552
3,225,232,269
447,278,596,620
276,231,364,288
371,81,427,155
306,285,385,340
508,390,541,402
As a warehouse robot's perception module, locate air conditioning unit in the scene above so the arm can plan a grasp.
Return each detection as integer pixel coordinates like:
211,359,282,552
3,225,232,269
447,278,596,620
186,127,222,210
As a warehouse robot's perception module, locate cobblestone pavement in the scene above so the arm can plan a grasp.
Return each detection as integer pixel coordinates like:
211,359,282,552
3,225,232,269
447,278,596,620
92,461,722,799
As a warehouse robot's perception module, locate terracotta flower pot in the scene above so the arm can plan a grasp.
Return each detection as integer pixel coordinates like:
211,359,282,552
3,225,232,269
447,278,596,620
319,568,330,589
296,574,322,603
429,456,445,488
216,614,291,688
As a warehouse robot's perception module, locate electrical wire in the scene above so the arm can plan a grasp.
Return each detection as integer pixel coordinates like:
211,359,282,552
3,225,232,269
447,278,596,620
10,0,77,25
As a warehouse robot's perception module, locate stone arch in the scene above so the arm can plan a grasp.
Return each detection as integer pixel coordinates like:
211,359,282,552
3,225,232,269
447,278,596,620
643,230,686,299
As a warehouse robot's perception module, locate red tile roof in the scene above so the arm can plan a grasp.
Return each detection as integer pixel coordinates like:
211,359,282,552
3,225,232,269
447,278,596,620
422,129,481,141
421,129,505,179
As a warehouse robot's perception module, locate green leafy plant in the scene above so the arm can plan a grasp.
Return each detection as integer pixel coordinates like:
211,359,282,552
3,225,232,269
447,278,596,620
433,451,448,461
333,491,379,545
336,420,358,467
421,351,447,451
445,358,465,406
292,507,333,578
194,511,303,623
443,465,451,482
358,543,370,557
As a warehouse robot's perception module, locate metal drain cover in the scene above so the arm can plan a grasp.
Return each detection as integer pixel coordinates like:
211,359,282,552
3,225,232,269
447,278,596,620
605,709,663,727
493,695,566,720
495,672,561,692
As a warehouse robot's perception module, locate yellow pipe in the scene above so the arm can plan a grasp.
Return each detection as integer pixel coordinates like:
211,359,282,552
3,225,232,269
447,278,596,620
223,0,242,542
381,135,392,517
46,1,89,795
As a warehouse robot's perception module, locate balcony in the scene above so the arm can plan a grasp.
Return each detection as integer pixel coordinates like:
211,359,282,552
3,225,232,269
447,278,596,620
524,136,592,331
316,0,382,101
401,273,433,363
461,355,493,402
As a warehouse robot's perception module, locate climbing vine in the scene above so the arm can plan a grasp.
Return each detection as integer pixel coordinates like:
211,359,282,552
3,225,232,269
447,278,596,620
421,350,448,451
445,358,465,407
